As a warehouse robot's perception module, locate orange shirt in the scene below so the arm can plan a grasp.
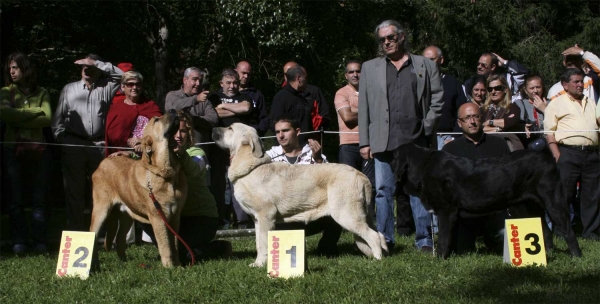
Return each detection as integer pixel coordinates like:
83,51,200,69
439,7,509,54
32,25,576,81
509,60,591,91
334,85,359,145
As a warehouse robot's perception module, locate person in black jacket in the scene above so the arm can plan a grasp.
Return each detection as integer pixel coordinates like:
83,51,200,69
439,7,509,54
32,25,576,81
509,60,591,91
423,46,467,149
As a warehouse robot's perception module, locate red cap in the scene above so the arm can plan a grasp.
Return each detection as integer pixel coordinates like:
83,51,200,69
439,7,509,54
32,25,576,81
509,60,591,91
117,62,134,72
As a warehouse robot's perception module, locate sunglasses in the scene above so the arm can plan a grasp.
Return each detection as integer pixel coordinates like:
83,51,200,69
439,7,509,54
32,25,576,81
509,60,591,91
458,114,481,122
477,62,489,68
124,82,142,88
377,34,398,44
487,85,505,92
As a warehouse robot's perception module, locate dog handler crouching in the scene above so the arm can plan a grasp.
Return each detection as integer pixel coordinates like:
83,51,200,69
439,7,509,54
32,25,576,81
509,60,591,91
110,110,232,265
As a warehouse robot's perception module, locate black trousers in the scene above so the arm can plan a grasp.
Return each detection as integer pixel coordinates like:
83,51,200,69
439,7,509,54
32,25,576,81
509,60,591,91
557,146,600,239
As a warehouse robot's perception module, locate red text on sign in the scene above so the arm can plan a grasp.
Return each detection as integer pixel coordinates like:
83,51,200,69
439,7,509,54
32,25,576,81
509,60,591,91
270,236,280,277
57,236,73,276
510,224,522,266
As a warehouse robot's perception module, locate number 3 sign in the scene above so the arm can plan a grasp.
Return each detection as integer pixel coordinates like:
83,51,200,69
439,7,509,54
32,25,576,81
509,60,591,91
267,230,305,279
503,218,547,267
55,231,96,279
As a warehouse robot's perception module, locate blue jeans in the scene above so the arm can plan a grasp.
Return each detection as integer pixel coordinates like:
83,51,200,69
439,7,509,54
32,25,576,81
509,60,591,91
374,138,433,249
3,146,50,245
410,195,434,248
374,151,396,244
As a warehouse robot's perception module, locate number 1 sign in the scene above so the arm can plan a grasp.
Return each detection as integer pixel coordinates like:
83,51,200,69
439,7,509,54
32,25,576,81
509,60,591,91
55,231,96,279
267,230,305,278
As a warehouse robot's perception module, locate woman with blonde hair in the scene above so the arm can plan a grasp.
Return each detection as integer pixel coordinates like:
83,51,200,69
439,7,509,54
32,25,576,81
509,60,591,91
104,70,161,156
481,73,523,150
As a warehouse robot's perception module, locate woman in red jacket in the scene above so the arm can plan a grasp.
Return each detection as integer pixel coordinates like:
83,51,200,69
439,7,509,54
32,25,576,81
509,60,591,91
104,71,162,156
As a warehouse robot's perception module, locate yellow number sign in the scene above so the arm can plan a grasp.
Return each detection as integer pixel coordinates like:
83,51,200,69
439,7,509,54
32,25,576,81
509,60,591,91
503,218,547,267
267,230,305,279
55,231,96,279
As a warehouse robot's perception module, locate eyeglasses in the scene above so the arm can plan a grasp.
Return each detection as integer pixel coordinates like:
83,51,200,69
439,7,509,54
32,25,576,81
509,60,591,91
487,85,505,92
477,62,489,68
458,114,482,122
377,34,398,44
124,82,142,88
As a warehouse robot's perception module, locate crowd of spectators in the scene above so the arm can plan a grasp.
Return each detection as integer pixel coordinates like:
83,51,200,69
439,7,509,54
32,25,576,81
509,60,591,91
1,18,599,258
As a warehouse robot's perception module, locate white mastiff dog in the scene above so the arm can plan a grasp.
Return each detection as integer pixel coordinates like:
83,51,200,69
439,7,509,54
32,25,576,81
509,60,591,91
212,123,387,267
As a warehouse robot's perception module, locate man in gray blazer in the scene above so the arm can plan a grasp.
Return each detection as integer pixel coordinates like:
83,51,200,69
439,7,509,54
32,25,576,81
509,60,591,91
358,20,443,253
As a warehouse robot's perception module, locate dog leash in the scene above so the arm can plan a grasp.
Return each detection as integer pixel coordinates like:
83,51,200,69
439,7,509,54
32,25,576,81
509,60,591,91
146,171,196,266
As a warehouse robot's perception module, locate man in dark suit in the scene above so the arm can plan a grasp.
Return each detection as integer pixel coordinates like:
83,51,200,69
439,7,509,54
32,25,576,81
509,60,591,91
358,20,444,252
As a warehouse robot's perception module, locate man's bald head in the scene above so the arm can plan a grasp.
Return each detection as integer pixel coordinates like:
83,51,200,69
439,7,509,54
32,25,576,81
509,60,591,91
458,103,480,118
283,61,298,73
236,61,252,88
283,61,299,82
457,103,483,137
423,46,443,68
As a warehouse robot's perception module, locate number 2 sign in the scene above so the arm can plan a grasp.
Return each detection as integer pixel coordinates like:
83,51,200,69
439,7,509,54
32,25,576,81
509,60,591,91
267,230,305,279
503,218,547,267
55,231,96,279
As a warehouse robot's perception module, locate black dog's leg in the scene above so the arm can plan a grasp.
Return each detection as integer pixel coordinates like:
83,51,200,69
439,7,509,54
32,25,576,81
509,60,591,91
436,209,457,259
547,207,582,257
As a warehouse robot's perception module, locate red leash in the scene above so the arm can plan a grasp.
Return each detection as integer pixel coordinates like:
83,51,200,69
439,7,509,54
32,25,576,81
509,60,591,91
148,192,196,266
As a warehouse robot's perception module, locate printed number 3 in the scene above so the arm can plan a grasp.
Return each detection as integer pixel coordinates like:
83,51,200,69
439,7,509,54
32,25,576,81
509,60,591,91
524,233,541,255
286,246,297,268
72,247,89,268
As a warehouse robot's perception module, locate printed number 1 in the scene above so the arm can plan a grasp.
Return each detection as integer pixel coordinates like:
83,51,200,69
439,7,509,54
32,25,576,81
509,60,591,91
286,246,297,268
524,233,541,255
72,247,89,268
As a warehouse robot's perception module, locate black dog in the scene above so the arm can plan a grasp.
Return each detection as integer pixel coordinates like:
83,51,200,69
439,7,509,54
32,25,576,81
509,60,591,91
392,143,581,259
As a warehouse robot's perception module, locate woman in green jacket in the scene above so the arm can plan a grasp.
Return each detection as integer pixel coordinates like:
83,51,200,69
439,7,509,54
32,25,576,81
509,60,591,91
0,52,52,255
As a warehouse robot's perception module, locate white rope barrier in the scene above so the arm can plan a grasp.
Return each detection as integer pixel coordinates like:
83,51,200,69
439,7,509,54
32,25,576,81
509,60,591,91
0,129,597,149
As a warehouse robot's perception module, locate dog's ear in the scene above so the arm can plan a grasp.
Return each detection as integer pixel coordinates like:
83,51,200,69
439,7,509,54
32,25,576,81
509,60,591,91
141,135,153,163
239,126,264,158
248,130,264,158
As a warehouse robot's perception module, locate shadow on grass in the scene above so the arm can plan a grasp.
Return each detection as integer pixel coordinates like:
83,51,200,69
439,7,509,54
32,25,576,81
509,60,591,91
452,265,600,302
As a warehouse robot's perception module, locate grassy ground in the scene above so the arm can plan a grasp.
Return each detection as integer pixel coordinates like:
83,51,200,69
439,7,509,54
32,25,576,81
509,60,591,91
1,231,599,303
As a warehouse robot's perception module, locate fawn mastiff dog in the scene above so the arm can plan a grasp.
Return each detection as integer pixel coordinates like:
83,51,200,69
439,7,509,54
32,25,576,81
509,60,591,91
392,143,582,259
90,110,187,267
212,123,388,267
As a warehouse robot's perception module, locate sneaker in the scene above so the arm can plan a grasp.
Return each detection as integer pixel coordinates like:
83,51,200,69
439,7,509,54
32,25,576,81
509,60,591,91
33,243,49,255
12,243,28,256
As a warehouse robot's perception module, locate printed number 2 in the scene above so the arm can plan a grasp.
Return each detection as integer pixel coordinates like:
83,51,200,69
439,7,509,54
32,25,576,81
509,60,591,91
72,247,89,268
286,246,297,268
524,233,541,255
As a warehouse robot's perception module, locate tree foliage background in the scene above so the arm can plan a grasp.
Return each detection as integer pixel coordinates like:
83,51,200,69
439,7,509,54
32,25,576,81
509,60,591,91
2,0,599,126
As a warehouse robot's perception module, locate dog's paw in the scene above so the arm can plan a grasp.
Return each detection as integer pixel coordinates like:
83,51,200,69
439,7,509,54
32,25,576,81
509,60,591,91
249,261,265,267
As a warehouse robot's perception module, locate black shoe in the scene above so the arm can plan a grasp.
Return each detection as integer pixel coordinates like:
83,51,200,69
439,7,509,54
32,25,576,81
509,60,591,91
33,243,49,255
12,244,28,257
386,241,395,254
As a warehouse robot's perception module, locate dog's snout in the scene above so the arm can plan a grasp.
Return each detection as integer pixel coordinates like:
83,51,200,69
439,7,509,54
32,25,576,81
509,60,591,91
212,129,221,141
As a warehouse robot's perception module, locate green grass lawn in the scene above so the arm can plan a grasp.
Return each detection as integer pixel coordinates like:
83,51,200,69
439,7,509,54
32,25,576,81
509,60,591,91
1,232,599,303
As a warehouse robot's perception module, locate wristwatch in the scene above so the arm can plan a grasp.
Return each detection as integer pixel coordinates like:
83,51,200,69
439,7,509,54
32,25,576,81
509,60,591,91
580,50,585,56
489,119,494,127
